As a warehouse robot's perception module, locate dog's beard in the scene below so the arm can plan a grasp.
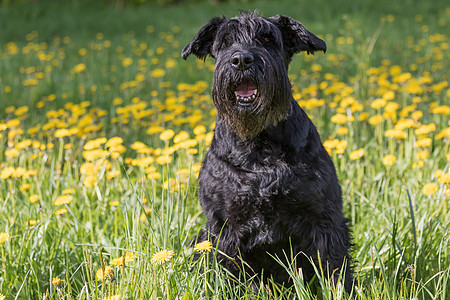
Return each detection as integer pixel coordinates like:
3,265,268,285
212,58,291,140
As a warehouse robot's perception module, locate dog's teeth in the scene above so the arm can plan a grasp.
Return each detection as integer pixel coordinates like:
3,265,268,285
235,88,258,105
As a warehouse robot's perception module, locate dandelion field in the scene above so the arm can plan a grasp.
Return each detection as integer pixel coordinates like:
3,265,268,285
0,1,449,299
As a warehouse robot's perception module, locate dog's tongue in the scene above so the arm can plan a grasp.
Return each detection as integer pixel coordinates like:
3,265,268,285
235,83,257,97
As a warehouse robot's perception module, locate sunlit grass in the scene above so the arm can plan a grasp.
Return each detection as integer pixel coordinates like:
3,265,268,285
0,1,449,299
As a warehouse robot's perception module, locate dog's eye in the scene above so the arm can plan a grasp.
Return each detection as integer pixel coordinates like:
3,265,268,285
259,35,272,44
224,38,232,47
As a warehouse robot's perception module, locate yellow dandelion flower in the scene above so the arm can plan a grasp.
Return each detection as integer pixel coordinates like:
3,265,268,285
13,167,26,178
193,125,207,136
382,90,395,100
131,141,148,150
30,194,39,203
415,138,432,148
165,58,177,69
73,63,86,73
15,139,32,150
150,68,165,78
83,175,97,187
104,295,120,300
80,162,95,175
385,102,399,113
82,149,108,161
0,232,10,244
55,129,71,138
431,105,450,115
173,131,190,144
5,148,20,158
438,173,450,184
106,170,119,180
110,152,121,159
96,266,114,281
385,129,407,139
336,127,348,135
20,184,31,191
382,155,397,166
23,78,38,86
78,48,87,56
415,123,436,135
147,126,164,135
84,137,107,150
54,195,73,206
113,97,123,106
416,150,429,160
395,119,416,130
24,169,38,178
205,132,214,146
0,167,15,179
192,162,202,173
335,140,347,154
330,113,348,124
55,208,68,216
436,127,450,140
140,208,153,222
359,112,370,121
412,160,424,169
52,277,63,286
110,252,137,266
106,137,123,148
163,178,178,191
6,118,20,128
109,200,119,207
122,57,133,67
159,129,175,141
194,241,212,253
147,172,161,180
187,148,198,155
349,148,365,160
156,155,173,165
27,219,39,226
370,98,387,109
368,115,384,126
63,188,75,195
422,183,438,195
178,139,198,149
151,250,174,265
176,169,191,183
433,169,443,178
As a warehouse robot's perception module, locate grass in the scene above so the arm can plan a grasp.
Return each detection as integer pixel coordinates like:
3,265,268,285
0,0,449,299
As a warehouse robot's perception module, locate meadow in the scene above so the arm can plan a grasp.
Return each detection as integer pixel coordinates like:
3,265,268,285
0,0,449,299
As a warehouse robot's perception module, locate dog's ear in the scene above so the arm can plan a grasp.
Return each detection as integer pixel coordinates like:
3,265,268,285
268,15,326,58
182,17,225,60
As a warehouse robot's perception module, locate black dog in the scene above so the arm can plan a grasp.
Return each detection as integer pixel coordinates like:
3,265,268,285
182,11,352,292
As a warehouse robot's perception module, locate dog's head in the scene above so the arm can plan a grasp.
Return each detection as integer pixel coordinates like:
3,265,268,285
182,11,326,139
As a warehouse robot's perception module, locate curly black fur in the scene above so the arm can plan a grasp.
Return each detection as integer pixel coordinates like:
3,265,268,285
182,11,352,292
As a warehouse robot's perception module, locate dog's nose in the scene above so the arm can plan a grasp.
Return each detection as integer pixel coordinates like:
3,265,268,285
230,52,254,70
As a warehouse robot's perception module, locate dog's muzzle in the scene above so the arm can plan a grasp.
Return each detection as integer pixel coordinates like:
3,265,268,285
229,51,258,107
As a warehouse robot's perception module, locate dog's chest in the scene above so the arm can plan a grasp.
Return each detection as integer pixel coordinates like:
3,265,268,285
199,147,298,234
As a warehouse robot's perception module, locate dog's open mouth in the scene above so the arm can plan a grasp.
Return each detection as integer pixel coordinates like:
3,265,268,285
234,82,258,106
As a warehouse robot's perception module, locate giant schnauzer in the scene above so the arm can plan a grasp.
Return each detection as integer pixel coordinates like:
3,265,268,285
182,11,352,292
